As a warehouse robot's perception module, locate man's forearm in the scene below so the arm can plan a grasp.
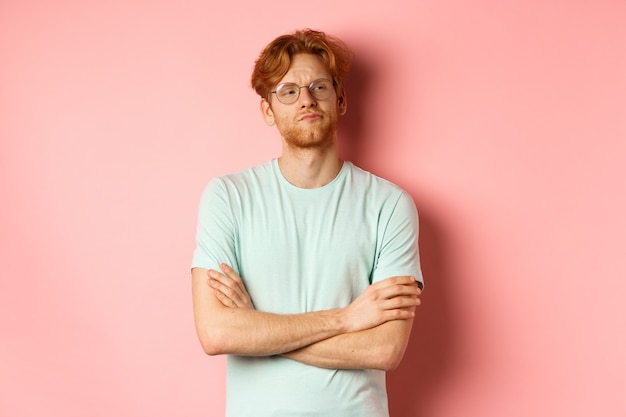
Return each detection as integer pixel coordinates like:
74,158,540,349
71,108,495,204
282,316,414,371
199,306,349,356
193,267,349,356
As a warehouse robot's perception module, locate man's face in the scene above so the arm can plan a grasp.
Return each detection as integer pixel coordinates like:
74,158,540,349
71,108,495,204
261,53,347,150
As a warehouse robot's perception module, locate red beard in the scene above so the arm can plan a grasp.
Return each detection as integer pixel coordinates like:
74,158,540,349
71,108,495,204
276,111,338,150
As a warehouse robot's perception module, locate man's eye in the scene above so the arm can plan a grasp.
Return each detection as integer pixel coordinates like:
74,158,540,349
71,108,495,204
278,85,298,96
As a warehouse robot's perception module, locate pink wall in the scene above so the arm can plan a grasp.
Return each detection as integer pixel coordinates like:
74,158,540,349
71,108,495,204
2,1,625,416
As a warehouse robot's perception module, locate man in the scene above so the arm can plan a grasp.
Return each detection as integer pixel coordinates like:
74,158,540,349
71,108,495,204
191,29,424,417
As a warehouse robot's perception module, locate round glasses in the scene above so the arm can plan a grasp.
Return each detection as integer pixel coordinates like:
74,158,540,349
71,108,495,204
271,78,334,105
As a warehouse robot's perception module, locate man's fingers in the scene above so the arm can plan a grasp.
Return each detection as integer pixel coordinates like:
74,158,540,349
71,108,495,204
383,307,416,320
208,265,254,309
207,268,226,283
373,282,420,301
208,267,240,290
209,277,248,308
220,263,243,283
208,269,240,298
214,290,234,307
210,279,236,298
380,295,421,310
371,276,421,293
370,276,406,288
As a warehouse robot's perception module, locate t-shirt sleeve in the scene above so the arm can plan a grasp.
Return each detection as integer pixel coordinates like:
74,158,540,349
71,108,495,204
191,178,239,273
371,190,424,289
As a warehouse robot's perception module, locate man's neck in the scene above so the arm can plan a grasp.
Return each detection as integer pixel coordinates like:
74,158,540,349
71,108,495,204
278,145,343,189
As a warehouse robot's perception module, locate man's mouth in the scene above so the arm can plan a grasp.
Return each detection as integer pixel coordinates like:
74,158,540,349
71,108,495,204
298,112,322,121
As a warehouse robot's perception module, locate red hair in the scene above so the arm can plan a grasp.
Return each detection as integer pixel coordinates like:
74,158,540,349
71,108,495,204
251,29,352,100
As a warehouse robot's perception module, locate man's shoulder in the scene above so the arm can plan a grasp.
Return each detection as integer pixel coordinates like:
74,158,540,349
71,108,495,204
199,160,276,205
345,162,407,196
219,159,274,181
209,159,275,189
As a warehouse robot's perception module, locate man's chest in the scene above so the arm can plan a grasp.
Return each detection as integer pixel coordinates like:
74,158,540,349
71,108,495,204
234,199,380,313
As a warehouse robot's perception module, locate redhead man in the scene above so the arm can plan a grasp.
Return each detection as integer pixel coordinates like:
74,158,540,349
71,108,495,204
191,29,423,417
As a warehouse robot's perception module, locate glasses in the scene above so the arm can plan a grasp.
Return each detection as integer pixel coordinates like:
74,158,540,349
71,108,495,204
270,78,334,104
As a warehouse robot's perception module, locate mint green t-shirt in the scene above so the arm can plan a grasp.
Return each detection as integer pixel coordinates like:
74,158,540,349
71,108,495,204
192,159,423,417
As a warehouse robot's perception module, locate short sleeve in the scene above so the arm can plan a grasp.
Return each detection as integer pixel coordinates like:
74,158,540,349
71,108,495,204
371,191,424,289
191,178,239,272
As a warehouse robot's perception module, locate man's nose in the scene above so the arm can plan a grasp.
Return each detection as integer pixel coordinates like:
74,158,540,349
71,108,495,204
298,87,317,107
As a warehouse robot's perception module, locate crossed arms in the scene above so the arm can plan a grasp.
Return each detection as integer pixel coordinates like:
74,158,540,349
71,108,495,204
191,263,422,371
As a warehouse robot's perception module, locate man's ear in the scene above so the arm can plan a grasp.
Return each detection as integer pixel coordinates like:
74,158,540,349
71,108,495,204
337,92,348,116
260,99,275,126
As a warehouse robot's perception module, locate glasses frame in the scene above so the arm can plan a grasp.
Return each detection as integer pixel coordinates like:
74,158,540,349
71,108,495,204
270,78,335,105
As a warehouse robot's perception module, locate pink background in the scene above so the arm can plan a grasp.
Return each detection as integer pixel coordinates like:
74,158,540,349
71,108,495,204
2,1,625,416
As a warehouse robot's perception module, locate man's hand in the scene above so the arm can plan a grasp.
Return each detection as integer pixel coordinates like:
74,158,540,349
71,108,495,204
207,263,254,309
340,276,420,333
